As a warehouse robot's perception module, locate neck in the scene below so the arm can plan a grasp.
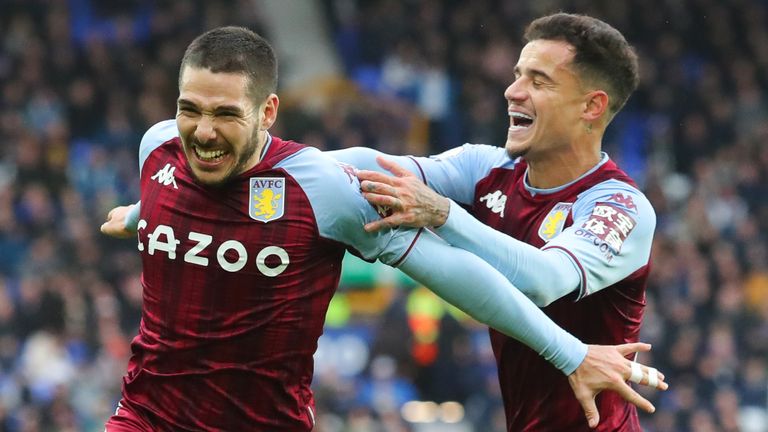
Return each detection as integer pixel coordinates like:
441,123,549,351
255,130,270,163
525,137,602,189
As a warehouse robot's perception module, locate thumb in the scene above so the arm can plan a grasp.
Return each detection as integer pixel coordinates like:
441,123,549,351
579,396,600,429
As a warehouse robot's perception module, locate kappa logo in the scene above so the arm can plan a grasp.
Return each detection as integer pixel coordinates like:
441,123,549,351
538,202,573,242
249,177,285,222
151,163,178,189
479,190,507,217
336,162,357,184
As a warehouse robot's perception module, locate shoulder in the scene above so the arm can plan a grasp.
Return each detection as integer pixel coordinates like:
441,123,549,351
431,143,512,167
578,179,654,216
574,179,656,245
277,146,354,183
277,147,363,207
139,120,178,171
140,119,178,148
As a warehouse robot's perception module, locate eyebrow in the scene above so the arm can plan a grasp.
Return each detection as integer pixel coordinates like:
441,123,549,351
177,99,245,115
514,66,555,83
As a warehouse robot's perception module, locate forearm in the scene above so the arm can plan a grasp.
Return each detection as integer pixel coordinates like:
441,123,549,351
397,231,587,375
435,201,581,306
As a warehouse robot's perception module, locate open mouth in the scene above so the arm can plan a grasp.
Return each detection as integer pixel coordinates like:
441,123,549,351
509,111,534,130
193,145,229,163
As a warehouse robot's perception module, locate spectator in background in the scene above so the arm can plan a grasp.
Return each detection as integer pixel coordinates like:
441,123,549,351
0,0,767,430
101,24,665,431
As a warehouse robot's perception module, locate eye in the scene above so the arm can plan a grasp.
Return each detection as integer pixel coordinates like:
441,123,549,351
178,106,199,115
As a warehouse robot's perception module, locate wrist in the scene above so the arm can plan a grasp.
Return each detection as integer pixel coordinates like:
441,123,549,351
433,197,450,227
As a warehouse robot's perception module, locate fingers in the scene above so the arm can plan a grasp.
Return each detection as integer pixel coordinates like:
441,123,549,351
615,342,651,356
360,180,398,198
364,216,402,233
362,192,401,210
357,170,398,185
376,156,414,178
575,395,600,429
614,380,656,414
628,361,668,391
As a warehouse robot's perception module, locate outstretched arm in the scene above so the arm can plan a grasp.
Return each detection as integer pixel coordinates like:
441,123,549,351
399,230,666,428
101,120,176,239
100,202,141,238
358,156,655,305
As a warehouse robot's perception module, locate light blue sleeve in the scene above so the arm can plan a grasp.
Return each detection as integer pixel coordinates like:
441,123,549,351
287,149,587,374
279,148,418,265
138,119,178,173
544,180,656,298
436,180,655,304
328,144,512,205
327,147,423,178
399,230,587,375
125,202,141,232
122,119,179,233
436,201,581,307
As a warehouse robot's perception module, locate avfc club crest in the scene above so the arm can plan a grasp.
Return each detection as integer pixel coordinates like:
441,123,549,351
538,202,573,242
249,177,285,223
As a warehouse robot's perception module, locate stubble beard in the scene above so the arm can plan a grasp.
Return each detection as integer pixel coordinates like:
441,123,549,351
505,141,530,160
186,128,261,187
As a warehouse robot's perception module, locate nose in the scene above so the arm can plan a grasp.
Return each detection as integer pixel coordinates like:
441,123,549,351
504,79,527,104
194,114,217,143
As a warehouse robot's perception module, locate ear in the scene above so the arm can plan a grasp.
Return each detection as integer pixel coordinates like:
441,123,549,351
259,93,280,130
582,90,609,122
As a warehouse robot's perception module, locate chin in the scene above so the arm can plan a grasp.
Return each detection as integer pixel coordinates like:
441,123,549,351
504,142,530,159
190,169,231,188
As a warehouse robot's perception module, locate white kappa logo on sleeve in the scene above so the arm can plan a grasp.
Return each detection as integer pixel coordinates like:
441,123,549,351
151,163,178,189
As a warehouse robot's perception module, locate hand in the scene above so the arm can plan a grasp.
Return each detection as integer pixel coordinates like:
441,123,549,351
568,343,668,429
100,205,136,239
357,156,450,232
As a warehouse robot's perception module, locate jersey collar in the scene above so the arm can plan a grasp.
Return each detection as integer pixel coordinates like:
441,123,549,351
523,152,610,197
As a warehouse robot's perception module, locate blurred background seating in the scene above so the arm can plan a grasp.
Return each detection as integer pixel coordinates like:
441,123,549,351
0,0,766,430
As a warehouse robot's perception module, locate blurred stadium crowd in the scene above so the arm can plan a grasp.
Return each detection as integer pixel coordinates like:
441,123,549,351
0,0,767,431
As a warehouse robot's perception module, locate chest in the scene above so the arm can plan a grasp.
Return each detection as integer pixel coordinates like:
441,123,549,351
138,151,320,279
470,169,576,248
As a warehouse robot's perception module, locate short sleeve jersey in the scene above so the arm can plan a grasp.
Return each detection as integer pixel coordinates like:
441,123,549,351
121,120,418,431
358,144,655,432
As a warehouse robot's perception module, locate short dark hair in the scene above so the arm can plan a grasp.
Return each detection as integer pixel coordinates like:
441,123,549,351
524,13,639,115
179,26,277,103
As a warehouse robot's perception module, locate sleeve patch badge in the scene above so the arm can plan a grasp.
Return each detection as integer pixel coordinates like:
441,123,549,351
581,202,636,253
606,192,637,211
